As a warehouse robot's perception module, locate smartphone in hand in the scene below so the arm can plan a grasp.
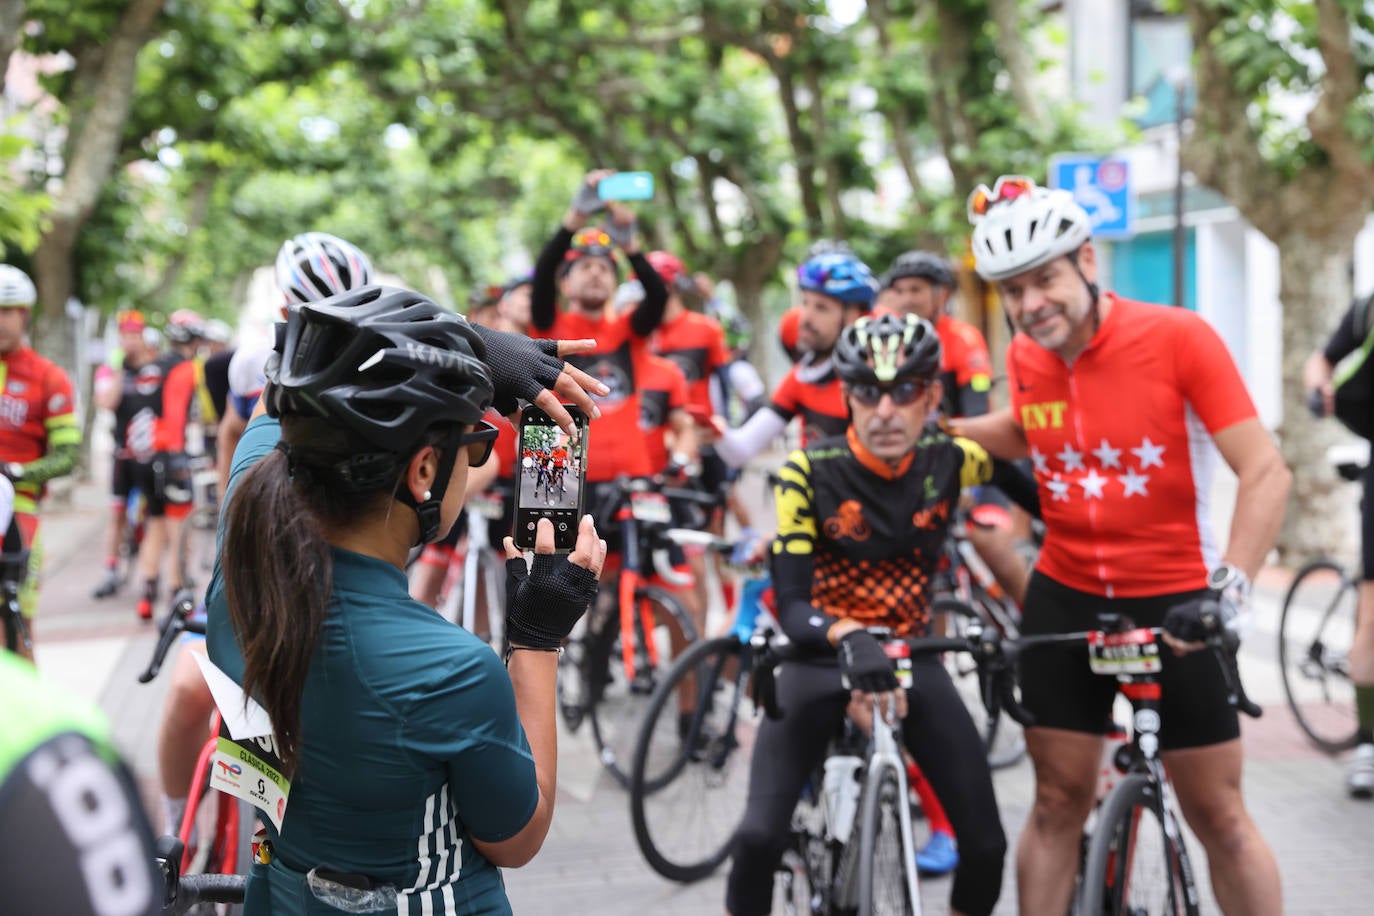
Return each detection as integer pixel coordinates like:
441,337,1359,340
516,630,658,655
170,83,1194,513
513,404,590,552
597,171,655,201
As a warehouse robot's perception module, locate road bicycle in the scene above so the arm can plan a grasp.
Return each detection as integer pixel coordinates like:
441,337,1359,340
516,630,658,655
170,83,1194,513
435,487,509,648
140,592,249,914
557,476,710,786
174,454,219,594
0,541,31,655
918,609,1259,915
155,836,246,914
1278,440,1367,753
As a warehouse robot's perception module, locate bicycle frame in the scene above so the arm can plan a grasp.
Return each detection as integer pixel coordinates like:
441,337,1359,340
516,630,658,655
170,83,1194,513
860,695,922,916
178,709,242,876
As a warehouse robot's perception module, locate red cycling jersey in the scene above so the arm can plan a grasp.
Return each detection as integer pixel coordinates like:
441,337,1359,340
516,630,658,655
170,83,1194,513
0,347,79,515
1007,295,1257,598
531,310,654,481
767,361,850,448
639,353,690,472
153,357,218,454
652,310,729,416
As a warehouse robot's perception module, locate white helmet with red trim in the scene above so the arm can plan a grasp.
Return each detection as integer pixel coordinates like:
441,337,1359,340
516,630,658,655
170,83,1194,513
274,232,374,305
968,176,1093,282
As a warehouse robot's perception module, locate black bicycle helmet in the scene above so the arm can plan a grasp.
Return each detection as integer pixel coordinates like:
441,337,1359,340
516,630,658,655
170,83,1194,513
880,250,955,291
265,286,494,542
833,313,942,384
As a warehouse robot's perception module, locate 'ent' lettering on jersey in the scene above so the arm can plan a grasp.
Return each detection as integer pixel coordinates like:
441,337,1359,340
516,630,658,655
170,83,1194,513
1019,400,1068,430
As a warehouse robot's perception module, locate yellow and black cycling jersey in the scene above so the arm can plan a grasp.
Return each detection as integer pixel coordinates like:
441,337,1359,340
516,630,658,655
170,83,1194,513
771,423,993,652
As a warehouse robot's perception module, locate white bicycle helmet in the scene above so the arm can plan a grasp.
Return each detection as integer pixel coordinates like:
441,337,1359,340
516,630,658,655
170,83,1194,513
274,232,374,305
968,176,1092,282
0,266,37,308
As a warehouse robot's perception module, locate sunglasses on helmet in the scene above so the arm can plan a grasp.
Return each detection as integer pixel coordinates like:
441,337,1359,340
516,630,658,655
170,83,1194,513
848,379,930,408
967,175,1038,224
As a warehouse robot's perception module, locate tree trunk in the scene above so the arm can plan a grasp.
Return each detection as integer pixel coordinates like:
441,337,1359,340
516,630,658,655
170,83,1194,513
986,0,1045,133
767,54,824,239
0,0,25,94
29,0,166,376
1273,234,1356,563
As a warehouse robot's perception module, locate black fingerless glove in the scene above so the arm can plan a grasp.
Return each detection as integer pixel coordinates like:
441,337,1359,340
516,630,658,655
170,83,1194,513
469,326,567,415
837,630,899,693
505,554,599,650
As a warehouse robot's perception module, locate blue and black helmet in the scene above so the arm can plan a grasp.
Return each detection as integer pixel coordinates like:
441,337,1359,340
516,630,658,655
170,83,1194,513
796,252,880,309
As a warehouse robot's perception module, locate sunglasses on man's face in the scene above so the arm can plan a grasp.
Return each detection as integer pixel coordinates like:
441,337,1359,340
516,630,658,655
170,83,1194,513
848,380,929,408
458,421,500,467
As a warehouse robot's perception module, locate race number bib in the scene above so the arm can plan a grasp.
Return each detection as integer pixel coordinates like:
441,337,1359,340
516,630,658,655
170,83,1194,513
882,640,914,690
629,491,672,525
1087,628,1162,676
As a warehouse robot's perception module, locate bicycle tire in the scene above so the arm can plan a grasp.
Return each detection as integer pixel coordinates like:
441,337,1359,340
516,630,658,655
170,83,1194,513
176,503,219,591
589,584,698,787
856,765,916,916
628,634,755,883
931,597,1026,770
1278,558,1360,753
1079,773,1200,916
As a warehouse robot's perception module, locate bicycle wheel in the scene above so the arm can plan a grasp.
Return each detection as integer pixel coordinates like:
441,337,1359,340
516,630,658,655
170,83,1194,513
933,597,1025,770
589,584,698,787
629,634,758,882
177,503,219,591
1279,559,1360,753
856,766,916,916
1079,773,1199,916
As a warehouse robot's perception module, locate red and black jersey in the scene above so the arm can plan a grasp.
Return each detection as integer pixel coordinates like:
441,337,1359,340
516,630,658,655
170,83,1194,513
652,311,729,416
639,354,690,472
766,359,850,447
530,311,654,481
113,353,181,462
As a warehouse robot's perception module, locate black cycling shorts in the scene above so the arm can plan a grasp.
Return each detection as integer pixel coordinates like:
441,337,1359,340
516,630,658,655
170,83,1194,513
110,457,168,518
1362,458,1373,583
1019,571,1239,750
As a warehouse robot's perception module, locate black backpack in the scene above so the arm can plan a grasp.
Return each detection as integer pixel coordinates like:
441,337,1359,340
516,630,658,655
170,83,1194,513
1333,293,1374,439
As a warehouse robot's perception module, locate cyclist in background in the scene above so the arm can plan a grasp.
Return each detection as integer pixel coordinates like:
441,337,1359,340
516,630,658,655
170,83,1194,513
530,169,668,542
956,175,1287,915
93,309,177,612
726,313,1015,916
0,266,80,663
0,650,161,915
497,273,534,335
1304,292,1374,797
711,250,879,467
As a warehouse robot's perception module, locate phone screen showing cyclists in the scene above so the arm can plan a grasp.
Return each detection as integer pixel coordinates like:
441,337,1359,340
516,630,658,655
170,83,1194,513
513,404,589,552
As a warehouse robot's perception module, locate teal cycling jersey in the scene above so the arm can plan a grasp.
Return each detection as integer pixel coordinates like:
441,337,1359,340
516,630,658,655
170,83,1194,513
206,416,538,915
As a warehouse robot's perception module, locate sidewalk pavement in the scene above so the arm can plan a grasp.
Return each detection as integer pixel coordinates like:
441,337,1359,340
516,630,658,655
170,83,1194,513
27,466,1374,915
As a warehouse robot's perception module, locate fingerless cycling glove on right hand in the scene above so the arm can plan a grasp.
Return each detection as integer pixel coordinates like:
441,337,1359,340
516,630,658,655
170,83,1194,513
505,554,599,650
837,629,899,694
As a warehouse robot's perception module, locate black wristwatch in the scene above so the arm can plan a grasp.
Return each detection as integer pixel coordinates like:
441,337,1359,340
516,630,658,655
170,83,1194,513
1206,563,1251,604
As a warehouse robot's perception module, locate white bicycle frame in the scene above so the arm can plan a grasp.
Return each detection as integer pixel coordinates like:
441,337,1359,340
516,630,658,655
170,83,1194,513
864,694,923,916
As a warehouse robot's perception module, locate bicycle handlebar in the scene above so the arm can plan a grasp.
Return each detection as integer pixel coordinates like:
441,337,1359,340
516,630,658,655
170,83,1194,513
137,590,202,684
169,874,247,912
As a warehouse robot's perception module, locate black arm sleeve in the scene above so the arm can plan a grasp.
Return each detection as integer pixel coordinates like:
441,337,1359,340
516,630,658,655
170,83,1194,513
531,226,576,332
990,458,1041,519
773,551,837,654
626,250,668,338
956,384,990,419
1323,298,1363,365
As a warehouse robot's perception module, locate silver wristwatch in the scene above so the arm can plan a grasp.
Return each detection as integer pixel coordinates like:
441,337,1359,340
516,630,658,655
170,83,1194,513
1206,563,1251,605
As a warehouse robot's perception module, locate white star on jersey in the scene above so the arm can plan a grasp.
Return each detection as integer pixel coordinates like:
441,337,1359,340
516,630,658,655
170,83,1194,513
1132,437,1166,470
1079,469,1108,499
1047,479,1071,502
1057,443,1085,472
1030,446,1049,475
1092,439,1122,469
1120,467,1150,497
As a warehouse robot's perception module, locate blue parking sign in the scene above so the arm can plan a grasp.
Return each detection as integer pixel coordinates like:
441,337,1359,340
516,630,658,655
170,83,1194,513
1049,154,1134,240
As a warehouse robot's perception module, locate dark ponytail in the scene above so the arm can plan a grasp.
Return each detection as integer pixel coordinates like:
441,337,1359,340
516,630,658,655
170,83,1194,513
222,441,331,777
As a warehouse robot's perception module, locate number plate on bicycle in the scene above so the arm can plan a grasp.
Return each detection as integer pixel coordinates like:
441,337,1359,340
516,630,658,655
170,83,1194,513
883,640,914,689
629,491,672,524
470,490,505,520
1087,628,1162,675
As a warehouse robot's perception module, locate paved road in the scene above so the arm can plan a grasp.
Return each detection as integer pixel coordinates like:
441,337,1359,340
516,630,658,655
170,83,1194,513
26,466,1374,915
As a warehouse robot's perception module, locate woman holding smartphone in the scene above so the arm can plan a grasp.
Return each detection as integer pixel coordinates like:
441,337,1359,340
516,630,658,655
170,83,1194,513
206,286,605,915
